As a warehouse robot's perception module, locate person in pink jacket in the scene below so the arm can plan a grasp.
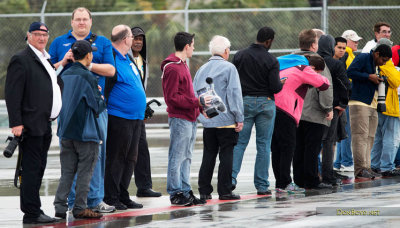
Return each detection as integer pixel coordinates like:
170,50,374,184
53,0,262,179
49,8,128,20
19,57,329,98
271,54,330,193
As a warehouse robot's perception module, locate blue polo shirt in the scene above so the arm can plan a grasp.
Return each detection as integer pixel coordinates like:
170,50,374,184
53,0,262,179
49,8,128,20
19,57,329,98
107,47,146,120
49,30,115,82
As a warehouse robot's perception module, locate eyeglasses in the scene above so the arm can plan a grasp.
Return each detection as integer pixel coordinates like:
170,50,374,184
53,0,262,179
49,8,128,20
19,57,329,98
380,30,391,34
73,18,90,23
31,32,49,38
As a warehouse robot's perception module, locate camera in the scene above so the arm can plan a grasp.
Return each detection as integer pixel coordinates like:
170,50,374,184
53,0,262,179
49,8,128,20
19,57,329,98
376,67,387,113
145,99,162,120
3,136,22,158
197,77,226,118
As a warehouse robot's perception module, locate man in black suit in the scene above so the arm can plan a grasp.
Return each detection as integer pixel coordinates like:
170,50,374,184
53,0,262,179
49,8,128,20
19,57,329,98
5,22,62,224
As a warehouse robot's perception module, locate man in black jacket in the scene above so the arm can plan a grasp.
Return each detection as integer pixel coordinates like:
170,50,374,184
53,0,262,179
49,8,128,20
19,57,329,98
232,27,283,195
128,26,161,197
318,34,351,186
5,22,62,224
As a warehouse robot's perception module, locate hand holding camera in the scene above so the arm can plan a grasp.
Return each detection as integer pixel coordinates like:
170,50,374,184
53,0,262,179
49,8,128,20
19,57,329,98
197,77,227,118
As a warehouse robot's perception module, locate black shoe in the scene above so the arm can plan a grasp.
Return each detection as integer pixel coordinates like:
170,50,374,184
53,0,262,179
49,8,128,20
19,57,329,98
123,200,143,209
111,201,128,210
219,193,240,200
310,182,332,189
54,212,66,219
171,192,193,206
231,185,236,191
381,170,400,177
188,190,206,205
257,189,272,195
23,214,57,224
200,194,212,201
370,169,382,178
356,169,375,179
137,188,162,197
371,167,381,174
333,171,350,180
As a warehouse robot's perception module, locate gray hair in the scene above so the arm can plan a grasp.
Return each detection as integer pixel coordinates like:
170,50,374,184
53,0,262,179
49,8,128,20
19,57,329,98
209,35,231,55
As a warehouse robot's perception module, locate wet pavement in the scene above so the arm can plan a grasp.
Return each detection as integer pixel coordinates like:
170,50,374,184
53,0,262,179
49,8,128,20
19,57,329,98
1,127,400,227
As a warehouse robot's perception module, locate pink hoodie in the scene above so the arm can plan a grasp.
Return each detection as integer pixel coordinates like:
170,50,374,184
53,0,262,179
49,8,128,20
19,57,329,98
274,65,330,125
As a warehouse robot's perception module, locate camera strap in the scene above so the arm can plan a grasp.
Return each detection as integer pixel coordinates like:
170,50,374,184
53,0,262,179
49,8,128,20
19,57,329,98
14,146,23,189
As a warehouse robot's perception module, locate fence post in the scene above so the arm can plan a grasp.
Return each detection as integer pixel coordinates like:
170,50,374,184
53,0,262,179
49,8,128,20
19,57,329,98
184,0,191,67
322,0,328,34
40,0,47,23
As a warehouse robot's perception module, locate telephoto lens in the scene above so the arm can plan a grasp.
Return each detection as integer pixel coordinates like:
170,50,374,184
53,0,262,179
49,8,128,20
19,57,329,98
3,136,21,158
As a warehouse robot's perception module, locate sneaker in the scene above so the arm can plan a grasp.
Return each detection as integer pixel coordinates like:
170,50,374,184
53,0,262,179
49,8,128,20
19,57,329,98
369,169,382,178
333,171,350,180
200,194,212,201
333,166,343,172
74,209,103,219
371,167,381,174
285,183,305,194
275,188,287,193
91,201,116,213
257,189,272,195
170,192,192,207
381,170,400,177
356,169,374,179
219,193,240,200
312,182,332,189
341,165,354,172
188,190,206,205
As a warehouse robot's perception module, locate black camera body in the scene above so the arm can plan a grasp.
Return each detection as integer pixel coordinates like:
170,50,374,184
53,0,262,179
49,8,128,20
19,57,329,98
145,99,162,120
3,136,22,158
197,77,226,118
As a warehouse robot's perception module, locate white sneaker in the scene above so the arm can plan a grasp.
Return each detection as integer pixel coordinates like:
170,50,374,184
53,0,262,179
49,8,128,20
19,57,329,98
91,201,116,213
333,166,343,172
341,165,354,172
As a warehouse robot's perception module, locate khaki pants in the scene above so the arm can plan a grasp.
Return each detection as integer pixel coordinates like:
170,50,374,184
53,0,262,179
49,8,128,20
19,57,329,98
349,105,378,176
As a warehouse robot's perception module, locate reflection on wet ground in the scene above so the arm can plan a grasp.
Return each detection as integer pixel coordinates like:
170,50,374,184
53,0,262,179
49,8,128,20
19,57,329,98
2,128,400,227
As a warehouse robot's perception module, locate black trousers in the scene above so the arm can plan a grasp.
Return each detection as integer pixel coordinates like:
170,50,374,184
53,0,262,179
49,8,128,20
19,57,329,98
104,115,142,204
293,120,326,188
321,109,340,183
198,128,238,196
20,123,52,219
271,110,297,189
134,121,152,190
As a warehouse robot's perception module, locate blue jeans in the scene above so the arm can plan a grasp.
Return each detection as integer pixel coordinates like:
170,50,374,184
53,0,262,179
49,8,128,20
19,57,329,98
167,117,197,198
371,113,400,172
334,108,353,168
232,96,275,192
68,111,108,208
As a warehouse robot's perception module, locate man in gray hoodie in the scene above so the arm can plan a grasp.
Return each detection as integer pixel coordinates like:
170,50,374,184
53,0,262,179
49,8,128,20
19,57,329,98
193,35,244,200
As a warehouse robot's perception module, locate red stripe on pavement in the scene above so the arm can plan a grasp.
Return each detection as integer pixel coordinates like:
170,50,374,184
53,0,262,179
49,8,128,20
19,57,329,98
34,194,271,228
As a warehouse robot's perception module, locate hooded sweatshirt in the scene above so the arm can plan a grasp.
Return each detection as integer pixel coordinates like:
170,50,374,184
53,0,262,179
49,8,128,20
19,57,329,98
128,26,149,90
317,35,351,109
161,53,200,122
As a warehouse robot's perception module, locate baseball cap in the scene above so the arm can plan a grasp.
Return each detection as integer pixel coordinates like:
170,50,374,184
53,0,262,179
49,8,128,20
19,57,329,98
342,30,362,42
131,27,145,37
372,38,393,51
28,22,49,33
71,40,97,60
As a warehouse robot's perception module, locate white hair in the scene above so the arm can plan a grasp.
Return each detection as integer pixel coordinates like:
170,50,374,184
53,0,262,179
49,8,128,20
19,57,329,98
209,35,231,55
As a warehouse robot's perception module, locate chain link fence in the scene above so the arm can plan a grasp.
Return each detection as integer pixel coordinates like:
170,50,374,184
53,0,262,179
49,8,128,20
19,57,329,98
1,5,400,99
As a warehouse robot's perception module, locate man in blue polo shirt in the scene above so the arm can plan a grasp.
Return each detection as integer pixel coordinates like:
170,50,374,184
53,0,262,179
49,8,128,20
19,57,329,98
103,24,146,210
49,7,116,213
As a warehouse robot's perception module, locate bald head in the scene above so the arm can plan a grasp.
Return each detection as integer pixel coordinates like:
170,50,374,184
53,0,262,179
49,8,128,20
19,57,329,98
111,24,131,43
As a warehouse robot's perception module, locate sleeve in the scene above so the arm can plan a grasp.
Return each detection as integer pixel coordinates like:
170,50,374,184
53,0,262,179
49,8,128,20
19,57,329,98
101,38,115,67
317,66,333,112
301,66,330,91
268,59,283,94
5,56,26,128
380,60,400,89
347,55,371,81
49,38,59,64
225,65,244,123
335,63,351,107
162,67,199,110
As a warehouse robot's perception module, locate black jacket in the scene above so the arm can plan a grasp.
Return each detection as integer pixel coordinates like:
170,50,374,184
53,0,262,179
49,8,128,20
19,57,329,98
128,26,148,90
317,35,351,108
233,43,282,99
5,46,63,136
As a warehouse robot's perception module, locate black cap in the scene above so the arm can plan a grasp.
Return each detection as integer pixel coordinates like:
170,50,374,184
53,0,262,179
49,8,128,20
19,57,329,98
71,40,97,60
131,27,145,37
29,22,49,33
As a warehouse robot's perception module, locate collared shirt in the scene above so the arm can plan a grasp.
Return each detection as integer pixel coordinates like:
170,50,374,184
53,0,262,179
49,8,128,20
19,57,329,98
49,30,115,90
29,44,62,118
133,54,144,79
107,47,146,120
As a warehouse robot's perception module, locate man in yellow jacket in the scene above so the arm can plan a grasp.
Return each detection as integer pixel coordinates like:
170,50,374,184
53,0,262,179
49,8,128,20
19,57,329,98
370,38,400,177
